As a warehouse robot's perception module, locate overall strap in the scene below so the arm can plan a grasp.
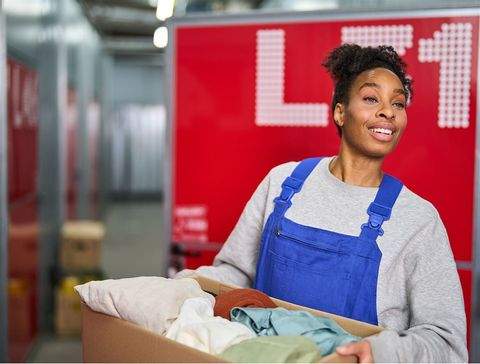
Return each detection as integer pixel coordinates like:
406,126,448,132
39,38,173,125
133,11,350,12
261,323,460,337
273,157,322,217
360,174,403,241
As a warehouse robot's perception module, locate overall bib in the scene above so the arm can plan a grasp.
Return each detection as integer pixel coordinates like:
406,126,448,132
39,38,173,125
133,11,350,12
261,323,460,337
254,157,403,325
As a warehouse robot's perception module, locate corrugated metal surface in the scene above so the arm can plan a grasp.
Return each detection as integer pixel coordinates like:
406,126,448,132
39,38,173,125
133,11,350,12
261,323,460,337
111,105,166,194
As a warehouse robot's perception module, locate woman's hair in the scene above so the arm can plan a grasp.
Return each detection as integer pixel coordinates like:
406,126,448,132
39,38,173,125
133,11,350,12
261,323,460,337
322,44,412,136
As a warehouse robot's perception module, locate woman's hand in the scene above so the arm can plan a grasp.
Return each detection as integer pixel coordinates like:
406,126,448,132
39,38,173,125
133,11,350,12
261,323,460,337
336,340,373,363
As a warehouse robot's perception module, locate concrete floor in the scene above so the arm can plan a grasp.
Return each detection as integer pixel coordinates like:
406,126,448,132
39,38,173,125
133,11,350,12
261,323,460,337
27,336,82,363
27,200,166,363
102,200,167,278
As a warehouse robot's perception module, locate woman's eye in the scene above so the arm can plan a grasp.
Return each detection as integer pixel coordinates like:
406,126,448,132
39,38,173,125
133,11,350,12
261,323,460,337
363,96,378,103
393,102,405,109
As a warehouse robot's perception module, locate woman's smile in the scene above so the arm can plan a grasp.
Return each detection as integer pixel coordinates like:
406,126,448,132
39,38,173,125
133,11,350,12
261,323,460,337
366,122,397,142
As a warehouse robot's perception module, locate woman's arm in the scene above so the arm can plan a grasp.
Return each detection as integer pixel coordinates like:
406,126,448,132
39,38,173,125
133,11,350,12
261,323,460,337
367,211,468,362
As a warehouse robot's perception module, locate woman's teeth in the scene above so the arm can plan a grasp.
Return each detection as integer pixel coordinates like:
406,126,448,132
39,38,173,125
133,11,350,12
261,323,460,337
369,127,393,135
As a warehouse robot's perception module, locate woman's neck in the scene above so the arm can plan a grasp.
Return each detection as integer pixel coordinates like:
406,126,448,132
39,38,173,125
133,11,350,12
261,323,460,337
329,147,384,188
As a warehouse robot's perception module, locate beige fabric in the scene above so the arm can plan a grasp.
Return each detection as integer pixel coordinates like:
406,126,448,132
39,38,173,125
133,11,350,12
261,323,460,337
75,277,214,335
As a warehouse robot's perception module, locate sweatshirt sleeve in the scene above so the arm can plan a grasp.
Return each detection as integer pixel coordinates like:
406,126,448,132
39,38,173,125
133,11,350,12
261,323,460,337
174,171,271,287
367,210,468,363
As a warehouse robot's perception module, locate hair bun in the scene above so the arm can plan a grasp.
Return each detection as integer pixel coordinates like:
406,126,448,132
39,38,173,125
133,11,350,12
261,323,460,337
322,43,363,81
322,43,411,97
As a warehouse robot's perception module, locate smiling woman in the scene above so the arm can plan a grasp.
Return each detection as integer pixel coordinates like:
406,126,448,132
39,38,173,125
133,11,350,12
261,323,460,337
175,44,467,363
323,44,411,174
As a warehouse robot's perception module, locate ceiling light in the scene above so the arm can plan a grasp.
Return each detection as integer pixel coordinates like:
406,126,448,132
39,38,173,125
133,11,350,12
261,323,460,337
153,26,168,48
156,0,175,21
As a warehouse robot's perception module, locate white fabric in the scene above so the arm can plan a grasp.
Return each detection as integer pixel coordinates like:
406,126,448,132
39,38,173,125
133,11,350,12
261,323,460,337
75,276,214,335
165,297,256,354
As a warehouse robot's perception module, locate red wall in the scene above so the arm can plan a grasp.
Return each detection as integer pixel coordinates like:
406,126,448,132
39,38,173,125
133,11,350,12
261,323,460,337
172,15,479,341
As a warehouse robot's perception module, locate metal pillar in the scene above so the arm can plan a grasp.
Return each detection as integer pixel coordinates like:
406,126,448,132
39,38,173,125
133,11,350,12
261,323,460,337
164,23,174,278
0,1,9,360
38,0,67,330
99,53,113,219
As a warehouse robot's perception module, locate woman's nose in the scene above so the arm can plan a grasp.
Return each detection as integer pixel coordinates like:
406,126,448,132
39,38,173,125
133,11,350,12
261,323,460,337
376,103,395,120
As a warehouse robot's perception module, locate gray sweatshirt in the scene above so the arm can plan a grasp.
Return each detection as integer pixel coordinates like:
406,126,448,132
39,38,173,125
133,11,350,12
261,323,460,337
176,156,467,362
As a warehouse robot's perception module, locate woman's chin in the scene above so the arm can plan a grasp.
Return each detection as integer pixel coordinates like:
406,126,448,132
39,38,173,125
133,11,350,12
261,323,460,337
360,144,397,159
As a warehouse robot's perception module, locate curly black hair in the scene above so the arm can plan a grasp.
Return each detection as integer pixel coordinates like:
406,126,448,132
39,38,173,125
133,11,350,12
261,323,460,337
322,44,412,136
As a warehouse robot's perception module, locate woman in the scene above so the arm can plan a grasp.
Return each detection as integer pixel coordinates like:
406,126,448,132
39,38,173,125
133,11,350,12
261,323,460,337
176,44,467,362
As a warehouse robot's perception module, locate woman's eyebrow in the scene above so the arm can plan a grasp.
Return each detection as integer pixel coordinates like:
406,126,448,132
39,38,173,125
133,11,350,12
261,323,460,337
359,82,406,96
359,82,379,91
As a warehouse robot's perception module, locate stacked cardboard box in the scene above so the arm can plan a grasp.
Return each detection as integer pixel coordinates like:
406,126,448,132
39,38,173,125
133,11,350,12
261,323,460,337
56,221,105,336
55,276,82,335
8,278,32,342
59,221,105,272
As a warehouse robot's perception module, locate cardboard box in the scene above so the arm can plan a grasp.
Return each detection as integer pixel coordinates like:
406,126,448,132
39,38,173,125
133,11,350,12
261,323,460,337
60,221,105,271
55,277,83,336
8,278,32,341
81,276,382,363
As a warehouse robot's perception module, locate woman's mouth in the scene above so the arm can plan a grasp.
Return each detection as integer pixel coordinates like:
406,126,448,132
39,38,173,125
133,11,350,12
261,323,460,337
367,126,395,142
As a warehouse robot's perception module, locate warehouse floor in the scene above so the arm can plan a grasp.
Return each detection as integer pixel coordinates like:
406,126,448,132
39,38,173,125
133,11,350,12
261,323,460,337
27,200,166,363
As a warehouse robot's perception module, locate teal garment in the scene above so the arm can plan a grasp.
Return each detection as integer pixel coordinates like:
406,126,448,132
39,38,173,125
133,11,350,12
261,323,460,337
230,307,359,356
221,336,321,363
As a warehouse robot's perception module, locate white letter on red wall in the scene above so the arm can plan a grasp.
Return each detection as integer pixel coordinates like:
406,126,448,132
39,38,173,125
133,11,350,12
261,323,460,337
418,23,473,128
255,29,329,127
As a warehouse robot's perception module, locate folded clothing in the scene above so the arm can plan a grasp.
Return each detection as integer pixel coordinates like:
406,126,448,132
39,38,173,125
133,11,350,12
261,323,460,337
165,297,256,354
75,276,214,335
214,288,277,320
231,307,359,356
221,336,321,363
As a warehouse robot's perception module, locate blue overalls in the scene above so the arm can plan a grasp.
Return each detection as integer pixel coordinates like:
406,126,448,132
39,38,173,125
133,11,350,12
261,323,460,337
254,157,403,325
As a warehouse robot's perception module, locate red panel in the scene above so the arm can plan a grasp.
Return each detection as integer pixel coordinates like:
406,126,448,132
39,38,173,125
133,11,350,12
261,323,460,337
6,57,40,362
174,16,479,269
7,58,39,203
8,203,39,362
7,60,14,202
184,249,219,270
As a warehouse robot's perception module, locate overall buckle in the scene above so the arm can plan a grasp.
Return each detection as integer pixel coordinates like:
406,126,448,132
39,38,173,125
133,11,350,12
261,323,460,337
278,186,295,201
282,176,303,190
361,202,391,237
277,177,302,202
361,214,385,236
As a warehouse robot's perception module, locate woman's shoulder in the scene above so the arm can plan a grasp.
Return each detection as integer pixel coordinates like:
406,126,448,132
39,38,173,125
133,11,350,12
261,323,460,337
260,162,298,191
395,184,441,222
268,161,299,179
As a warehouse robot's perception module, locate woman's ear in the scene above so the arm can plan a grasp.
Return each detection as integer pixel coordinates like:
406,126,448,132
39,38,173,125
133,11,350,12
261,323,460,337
333,103,345,127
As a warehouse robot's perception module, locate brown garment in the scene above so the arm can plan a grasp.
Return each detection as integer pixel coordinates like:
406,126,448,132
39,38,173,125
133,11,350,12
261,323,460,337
214,288,277,320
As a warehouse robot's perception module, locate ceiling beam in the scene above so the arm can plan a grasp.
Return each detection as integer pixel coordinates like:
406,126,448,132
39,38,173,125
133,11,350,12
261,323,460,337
102,35,161,54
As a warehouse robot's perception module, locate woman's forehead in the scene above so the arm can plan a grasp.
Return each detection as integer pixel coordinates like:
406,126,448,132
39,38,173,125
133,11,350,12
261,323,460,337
353,68,404,91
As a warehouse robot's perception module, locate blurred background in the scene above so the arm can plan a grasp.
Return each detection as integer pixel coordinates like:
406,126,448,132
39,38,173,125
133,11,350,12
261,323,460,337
1,0,480,362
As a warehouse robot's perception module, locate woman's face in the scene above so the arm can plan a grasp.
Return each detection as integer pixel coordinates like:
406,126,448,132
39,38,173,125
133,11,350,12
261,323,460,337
334,67,408,159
